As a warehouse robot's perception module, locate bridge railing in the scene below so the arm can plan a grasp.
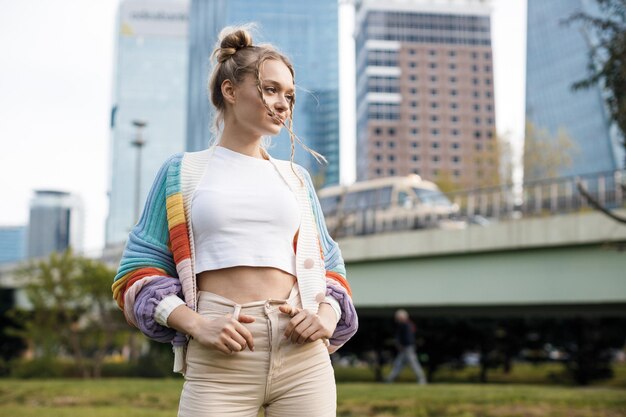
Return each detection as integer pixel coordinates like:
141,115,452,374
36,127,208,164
326,170,625,239
448,170,624,220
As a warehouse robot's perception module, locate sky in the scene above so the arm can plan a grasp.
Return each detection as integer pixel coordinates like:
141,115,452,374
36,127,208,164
0,0,527,255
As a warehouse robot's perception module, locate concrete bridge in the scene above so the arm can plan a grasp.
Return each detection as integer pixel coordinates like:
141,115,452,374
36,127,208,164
340,208,626,317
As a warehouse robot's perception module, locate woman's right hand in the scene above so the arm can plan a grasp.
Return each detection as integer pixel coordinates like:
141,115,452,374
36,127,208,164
190,313,256,354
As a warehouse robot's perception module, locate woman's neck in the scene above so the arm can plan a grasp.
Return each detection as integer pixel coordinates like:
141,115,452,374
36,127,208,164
218,124,266,159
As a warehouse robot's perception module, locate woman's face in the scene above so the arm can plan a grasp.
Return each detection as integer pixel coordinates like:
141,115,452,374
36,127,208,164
230,59,294,137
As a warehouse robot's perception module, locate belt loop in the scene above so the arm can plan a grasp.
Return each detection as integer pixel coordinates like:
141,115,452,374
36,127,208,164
233,305,241,320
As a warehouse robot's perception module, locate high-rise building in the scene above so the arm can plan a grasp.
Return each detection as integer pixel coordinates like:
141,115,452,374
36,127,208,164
354,0,498,189
27,191,84,259
186,0,340,186
525,0,622,179
106,0,189,246
0,226,27,265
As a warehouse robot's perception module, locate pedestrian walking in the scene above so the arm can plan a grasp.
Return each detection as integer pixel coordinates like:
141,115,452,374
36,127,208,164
385,309,427,384
112,24,358,416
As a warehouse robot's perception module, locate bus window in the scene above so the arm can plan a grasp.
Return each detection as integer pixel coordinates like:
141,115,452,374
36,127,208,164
397,191,412,208
413,188,453,207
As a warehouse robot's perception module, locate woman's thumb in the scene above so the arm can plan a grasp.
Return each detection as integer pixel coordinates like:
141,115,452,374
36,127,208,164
237,313,256,323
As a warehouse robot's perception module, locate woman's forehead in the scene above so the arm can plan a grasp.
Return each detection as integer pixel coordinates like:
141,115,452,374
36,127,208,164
260,60,294,90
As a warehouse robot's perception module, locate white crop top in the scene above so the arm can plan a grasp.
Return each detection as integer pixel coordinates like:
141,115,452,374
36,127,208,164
191,145,301,275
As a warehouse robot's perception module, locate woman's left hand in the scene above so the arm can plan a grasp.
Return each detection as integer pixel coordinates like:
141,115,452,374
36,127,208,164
279,303,337,344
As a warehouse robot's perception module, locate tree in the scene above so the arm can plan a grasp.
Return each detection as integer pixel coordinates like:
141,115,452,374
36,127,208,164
10,249,125,377
523,120,578,182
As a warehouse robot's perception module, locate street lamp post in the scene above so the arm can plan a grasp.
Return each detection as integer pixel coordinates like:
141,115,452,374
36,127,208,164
131,120,147,223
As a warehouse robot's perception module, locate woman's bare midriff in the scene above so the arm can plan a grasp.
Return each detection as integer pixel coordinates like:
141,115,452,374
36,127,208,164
196,265,297,304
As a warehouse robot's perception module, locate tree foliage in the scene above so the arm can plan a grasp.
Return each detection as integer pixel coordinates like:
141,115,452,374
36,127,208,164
9,249,126,377
523,120,578,182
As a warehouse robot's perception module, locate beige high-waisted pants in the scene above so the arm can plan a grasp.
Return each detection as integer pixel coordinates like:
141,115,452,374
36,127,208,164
178,285,336,416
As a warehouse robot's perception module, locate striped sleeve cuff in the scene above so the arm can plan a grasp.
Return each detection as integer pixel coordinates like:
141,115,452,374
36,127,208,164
154,294,186,327
322,295,342,323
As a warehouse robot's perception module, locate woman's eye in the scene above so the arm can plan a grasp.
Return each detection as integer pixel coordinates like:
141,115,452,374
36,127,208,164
265,87,276,93
286,95,294,102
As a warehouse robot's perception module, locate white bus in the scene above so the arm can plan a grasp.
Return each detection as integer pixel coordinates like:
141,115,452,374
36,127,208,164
318,174,462,237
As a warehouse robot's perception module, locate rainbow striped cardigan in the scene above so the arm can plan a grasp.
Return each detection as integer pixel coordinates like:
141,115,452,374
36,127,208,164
112,148,358,373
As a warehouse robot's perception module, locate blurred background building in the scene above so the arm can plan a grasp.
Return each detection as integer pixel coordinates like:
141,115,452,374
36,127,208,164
525,0,623,179
185,0,341,187
27,190,84,259
0,226,27,265
354,0,498,189
105,0,189,246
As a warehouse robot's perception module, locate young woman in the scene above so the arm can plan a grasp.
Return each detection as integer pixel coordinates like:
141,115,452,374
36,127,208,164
112,25,358,416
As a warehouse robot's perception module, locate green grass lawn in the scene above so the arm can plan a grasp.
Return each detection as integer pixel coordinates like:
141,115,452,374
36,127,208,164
1,378,625,417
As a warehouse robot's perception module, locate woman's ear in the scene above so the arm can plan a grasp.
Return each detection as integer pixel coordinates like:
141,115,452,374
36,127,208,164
221,79,236,104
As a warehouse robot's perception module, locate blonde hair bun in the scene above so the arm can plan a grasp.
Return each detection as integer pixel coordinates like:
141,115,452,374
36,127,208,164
215,28,254,63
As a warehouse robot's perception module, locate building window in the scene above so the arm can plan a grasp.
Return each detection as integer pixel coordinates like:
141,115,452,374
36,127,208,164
472,52,478,59
474,117,481,125
487,117,493,125
484,52,491,59
485,78,492,85
474,131,482,139
388,141,396,148
433,169,439,176
452,156,461,163
388,128,396,135
484,65,491,72
431,128,439,136
486,91,492,98
475,143,482,151
430,89,438,96
453,170,460,177
451,116,459,123
449,63,456,70
450,102,458,110
449,76,457,83
430,75,437,83
375,140,382,148
411,101,418,107
375,154,382,161
374,127,382,135
411,141,418,148
451,142,460,149
412,169,420,175
375,168,382,175
431,142,440,149
430,102,438,109
448,50,456,57
429,62,437,69
432,155,440,163
486,104,493,111
431,115,439,122
411,88,417,94
429,50,436,56
487,131,494,138
411,114,418,121
472,64,479,72
409,49,416,55
412,155,419,161
473,104,480,111
388,154,395,161
452,129,459,136
450,89,458,96
389,168,396,175
410,75,417,81
472,78,479,85
411,128,419,135
473,91,480,98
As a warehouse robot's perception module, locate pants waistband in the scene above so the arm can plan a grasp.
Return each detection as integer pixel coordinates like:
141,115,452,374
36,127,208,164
197,284,300,319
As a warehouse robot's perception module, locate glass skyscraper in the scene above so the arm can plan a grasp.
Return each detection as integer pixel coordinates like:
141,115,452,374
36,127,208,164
0,226,27,265
526,0,622,178
27,191,84,259
106,0,189,246
186,0,340,187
